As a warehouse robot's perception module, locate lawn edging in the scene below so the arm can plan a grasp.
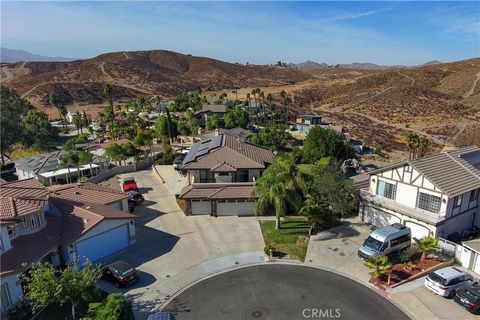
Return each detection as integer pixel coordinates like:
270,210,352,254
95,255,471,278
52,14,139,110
389,258,456,288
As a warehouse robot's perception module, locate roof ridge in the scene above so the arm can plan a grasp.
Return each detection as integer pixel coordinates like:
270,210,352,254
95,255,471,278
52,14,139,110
9,197,17,217
207,186,226,199
445,151,480,180
74,204,105,220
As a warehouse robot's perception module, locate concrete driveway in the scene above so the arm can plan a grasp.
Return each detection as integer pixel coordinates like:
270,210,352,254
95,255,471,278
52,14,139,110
98,169,265,319
305,218,374,282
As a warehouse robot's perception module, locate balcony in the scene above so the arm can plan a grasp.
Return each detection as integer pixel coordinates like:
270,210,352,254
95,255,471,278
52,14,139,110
359,189,446,225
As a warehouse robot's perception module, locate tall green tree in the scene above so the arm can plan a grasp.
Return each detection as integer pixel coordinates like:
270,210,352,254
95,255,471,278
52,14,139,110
79,150,94,176
104,143,124,165
0,86,30,164
22,110,58,152
23,257,101,320
103,83,114,128
250,122,291,151
302,126,354,164
223,106,249,129
252,157,304,229
71,111,84,133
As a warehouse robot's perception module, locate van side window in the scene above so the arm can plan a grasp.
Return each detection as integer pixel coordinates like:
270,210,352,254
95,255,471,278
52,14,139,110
390,234,411,247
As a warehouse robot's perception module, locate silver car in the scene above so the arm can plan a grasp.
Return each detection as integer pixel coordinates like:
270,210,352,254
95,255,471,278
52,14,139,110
425,267,474,298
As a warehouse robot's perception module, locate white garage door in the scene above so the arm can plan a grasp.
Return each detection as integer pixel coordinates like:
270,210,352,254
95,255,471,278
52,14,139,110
76,224,129,265
405,221,430,239
191,200,211,215
363,206,400,227
473,254,480,275
217,200,255,216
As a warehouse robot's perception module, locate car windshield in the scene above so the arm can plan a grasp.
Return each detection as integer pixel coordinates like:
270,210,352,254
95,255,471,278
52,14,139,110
111,262,135,276
363,236,383,252
428,273,447,286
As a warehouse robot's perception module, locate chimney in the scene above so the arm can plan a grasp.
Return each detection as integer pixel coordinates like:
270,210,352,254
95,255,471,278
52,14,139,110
215,128,219,136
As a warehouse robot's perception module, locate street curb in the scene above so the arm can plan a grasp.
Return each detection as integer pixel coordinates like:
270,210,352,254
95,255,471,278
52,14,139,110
151,165,165,183
156,261,415,320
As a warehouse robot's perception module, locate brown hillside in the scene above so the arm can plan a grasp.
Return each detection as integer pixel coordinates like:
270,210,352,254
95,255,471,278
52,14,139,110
3,50,311,106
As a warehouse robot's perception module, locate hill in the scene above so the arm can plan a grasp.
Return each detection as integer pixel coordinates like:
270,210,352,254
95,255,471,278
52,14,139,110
0,47,76,63
293,58,480,150
1,50,311,106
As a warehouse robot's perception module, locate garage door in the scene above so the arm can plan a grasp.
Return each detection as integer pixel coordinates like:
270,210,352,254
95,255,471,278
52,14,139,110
191,200,211,215
217,200,255,216
75,224,129,265
363,206,400,227
405,221,431,239
473,254,480,275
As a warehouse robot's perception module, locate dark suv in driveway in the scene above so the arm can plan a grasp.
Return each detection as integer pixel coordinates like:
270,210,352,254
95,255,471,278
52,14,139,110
102,261,140,288
454,282,480,314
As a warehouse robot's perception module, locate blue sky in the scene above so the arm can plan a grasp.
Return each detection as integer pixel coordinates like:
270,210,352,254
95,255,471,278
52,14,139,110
1,1,479,65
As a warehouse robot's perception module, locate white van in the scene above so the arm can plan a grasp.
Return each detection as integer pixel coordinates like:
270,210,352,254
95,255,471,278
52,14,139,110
358,223,411,260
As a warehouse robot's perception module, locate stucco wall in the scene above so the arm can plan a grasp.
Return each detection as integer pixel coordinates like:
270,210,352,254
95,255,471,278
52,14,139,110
0,273,23,311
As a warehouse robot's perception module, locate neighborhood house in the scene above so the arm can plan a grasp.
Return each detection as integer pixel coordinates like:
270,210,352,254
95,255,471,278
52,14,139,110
194,104,228,126
358,146,480,239
179,133,274,216
0,179,136,314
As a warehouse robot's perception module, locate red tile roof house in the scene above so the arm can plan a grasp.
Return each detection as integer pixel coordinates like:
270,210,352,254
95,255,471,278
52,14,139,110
178,134,274,216
0,179,136,314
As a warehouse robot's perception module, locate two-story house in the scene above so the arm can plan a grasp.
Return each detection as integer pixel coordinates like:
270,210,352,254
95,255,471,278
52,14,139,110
194,104,228,126
0,179,136,314
178,133,274,216
358,146,480,239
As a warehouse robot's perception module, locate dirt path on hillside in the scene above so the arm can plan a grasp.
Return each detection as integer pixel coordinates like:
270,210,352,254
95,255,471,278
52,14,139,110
464,71,480,98
98,62,150,94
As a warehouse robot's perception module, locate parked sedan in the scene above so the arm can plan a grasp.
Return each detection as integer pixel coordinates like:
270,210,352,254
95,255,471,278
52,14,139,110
102,261,139,288
126,190,144,204
424,267,474,298
454,282,480,314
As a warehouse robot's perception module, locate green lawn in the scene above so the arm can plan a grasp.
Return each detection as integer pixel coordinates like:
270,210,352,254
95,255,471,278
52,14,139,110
259,216,310,261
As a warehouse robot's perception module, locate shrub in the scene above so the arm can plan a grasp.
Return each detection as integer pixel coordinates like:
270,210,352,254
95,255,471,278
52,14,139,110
89,294,134,320
396,249,410,263
156,152,177,165
7,299,33,320
264,242,275,256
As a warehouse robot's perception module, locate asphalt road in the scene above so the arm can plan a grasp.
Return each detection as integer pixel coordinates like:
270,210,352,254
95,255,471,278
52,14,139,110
164,264,410,320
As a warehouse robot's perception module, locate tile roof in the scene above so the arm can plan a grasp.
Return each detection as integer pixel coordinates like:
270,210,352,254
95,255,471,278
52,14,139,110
197,128,253,141
0,179,49,221
183,134,274,171
195,104,227,114
49,181,127,204
367,146,480,197
210,162,237,172
179,183,255,200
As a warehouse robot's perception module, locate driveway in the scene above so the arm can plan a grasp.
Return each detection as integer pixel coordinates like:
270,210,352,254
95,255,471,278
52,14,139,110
98,169,265,319
305,218,374,282
391,276,478,320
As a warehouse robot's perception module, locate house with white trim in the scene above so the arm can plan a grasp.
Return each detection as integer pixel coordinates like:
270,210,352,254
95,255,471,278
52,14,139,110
178,133,274,216
0,179,136,315
358,146,480,239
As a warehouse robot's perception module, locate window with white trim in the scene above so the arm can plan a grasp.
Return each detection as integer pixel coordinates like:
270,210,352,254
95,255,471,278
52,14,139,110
377,181,396,200
417,192,442,213
1,284,11,311
453,195,462,209
7,227,14,237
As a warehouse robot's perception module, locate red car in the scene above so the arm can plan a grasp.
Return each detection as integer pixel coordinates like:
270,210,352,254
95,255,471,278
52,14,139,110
123,177,138,192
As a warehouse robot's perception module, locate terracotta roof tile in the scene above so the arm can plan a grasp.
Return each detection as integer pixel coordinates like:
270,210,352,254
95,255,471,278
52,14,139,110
49,182,126,204
179,183,255,200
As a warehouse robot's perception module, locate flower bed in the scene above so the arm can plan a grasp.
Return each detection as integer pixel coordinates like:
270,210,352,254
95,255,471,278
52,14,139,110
370,252,443,288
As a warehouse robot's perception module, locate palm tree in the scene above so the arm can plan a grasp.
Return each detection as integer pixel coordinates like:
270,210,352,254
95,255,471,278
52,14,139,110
103,83,114,129
252,158,303,229
404,132,420,160
71,111,84,133
414,237,440,262
266,93,274,122
50,94,67,132
418,136,430,158
79,150,94,177
364,256,392,283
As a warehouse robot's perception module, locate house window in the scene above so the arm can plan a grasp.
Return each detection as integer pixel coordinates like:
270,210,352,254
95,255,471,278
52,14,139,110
218,172,229,176
417,192,442,213
234,170,249,182
377,181,396,200
199,170,214,183
1,284,11,311
471,189,480,202
7,227,14,237
453,195,462,209
404,165,412,173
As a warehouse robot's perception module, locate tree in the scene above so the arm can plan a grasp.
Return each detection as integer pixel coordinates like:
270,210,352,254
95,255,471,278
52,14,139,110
23,257,101,320
205,114,220,130
60,152,81,180
417,136,430,158
134,130,153,158
0,86,30,164
72,111,84,133
252,157,303,229
223,106,249,129
414,236,440,262
301,164,356,227
154,114,169,138
87,294,134,320
404,132,421,160
49,93,67,131
250,122,291,151
79,150,94,176
302,126,354,164
103,83,114,128
364,256,392,282
22,110,58,152
104,143,124,165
